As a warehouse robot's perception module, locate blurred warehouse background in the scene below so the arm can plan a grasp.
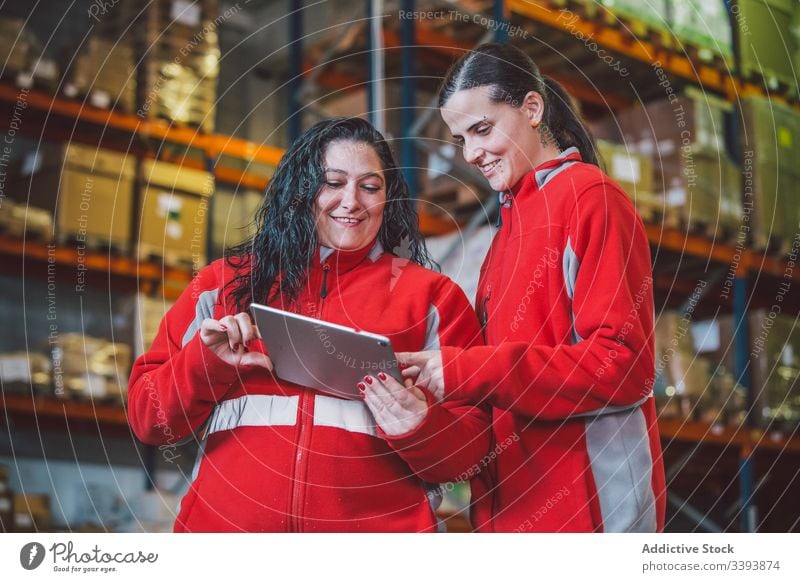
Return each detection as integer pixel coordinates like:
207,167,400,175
0,0,799,533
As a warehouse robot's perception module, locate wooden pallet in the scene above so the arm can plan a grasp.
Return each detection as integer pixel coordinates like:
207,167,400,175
751,228,788,256
681,43,731,71
138,245,204,270
740,69,798,100
61,84,137,114
0,203,54,242
56,232,129,256
598,6,673,52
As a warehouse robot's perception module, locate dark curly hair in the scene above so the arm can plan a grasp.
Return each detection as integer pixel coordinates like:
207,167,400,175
225,117,434,312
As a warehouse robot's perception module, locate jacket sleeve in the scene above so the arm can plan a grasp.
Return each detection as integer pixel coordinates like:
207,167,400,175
441,184,656,420
128,263,240,445
383,277,492,484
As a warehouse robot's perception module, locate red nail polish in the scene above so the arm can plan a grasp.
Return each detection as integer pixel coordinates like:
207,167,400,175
233,343,240,350
364,376,373,384
357,383,366,391
378,372,387,381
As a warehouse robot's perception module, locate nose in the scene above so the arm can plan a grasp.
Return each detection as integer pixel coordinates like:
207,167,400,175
339,181,362,212
463,139,483,165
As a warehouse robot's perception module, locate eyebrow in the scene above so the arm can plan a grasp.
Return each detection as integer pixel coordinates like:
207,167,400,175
325,168,384,182
451,117,488,140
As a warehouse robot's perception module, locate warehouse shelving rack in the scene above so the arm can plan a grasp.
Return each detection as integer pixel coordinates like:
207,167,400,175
1,0,799,532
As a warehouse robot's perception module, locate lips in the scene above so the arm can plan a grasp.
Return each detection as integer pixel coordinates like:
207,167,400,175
480,159,500,176
331,215,364,227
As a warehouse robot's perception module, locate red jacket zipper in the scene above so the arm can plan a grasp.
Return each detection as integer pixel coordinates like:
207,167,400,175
481,198,512,344
289,262,330,532
481,283,492,343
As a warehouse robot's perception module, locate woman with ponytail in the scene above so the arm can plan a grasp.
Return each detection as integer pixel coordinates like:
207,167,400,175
399,43,666,532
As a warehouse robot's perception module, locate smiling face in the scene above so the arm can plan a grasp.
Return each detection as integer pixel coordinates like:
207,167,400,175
440,85,545,192
313,139,386,251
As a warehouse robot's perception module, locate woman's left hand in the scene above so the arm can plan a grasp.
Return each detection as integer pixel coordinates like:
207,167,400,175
359,373,429,436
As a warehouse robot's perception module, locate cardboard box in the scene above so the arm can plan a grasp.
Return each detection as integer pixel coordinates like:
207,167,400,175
593,88,732,153
750,310,800,429
0,352,51,395
137,160,213,267
593,90,741,231
670,0,733,62
659,146,741,231
13,494,51,533
736,0,797,90
740,96,800,246
0,465,12,533
62,37,136,111
595,140,654,198
52,334,132,401
88,1,220,128
138,188,210,266
0,18,32,73
9,144,135,250
140,159,214,196
211,189,262,256
0,199,53,240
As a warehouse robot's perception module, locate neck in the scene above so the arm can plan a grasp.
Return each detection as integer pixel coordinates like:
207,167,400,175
529,142,564,169
507,143,568,195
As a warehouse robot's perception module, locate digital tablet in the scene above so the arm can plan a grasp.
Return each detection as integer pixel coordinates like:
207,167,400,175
250,303,403,400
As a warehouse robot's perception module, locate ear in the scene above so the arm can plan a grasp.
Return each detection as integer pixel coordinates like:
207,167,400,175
522,91,545,127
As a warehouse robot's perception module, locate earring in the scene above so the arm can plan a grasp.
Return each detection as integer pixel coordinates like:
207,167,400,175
531,120,540,128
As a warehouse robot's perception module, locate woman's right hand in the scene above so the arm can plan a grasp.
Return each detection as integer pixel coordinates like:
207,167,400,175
200,313,273,370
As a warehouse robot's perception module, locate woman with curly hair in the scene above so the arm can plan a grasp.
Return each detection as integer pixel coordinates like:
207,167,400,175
129,117,490,532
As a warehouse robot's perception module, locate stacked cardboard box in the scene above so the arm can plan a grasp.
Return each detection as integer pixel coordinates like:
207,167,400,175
52,333,132,403
137,159,214,267
654,312,746,425
0,199,53,241
670,0,733,64
596,0,671,46
0,352,51,395
794,6,800,95
8,143,135,251
735,0,797,92
96,0,220,131
750,310,800,430
0,18,32,75
595,139,655,208
0,17,58,89
0,465,12,532
593,88,741,232
12,494,51,533
740,96,800,249
62,37,136,111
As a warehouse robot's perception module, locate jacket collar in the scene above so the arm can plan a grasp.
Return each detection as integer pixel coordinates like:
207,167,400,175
503,146,582,202
317,239,383,274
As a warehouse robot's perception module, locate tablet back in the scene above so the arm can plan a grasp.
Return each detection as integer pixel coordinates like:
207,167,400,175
251,303,402,400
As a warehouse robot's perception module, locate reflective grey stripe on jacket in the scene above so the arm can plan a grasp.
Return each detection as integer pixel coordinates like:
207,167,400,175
561,234,657,531
204,393,378,438
181,288,219,347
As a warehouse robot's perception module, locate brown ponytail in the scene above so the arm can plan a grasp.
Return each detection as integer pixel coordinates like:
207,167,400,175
541,76,597,165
